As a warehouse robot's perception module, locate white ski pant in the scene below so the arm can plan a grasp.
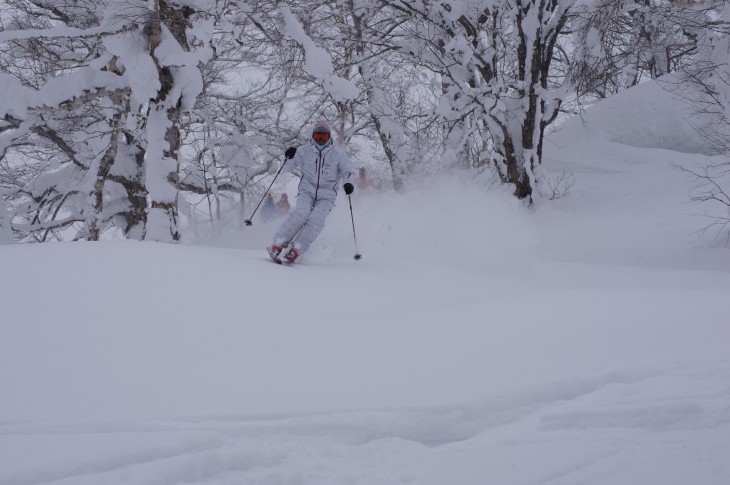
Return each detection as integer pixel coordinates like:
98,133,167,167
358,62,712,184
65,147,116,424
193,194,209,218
273,192,335,253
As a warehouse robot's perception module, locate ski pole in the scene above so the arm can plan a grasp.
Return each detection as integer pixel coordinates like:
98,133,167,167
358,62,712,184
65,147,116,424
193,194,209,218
348,194,362,260
244,157,288,226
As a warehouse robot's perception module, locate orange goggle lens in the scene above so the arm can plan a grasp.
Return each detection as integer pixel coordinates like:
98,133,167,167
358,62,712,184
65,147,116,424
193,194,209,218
313,132,330,144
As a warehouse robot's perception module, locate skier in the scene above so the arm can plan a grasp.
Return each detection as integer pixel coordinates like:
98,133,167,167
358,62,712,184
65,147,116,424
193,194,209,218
357,167,370,192
268,121,355,263
276,193,291,217
260,194,277,222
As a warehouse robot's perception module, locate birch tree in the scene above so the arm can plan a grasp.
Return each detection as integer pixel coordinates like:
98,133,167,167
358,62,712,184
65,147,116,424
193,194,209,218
0,191,11,243
0,0,214,242
380,0,577,201
131,0,211,242
0,0,133,241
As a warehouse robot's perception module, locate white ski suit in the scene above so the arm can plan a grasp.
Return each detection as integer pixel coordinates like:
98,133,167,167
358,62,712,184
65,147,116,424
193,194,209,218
273,139,355,254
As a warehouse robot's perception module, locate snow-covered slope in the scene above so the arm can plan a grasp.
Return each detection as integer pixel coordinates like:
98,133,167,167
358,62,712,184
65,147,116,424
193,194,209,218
553,77,712,155
2,81,730,484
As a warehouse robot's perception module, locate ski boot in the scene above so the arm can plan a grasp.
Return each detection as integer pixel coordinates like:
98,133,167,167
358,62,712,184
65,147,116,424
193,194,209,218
284,246,300,263
267,244,284,264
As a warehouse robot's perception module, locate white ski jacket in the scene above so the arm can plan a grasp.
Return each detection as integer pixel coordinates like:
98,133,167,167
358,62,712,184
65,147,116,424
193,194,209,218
285,140,356,201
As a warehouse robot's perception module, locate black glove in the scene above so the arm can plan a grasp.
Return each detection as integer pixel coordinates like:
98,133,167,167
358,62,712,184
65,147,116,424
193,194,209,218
343,182,354,195
285,147,297,159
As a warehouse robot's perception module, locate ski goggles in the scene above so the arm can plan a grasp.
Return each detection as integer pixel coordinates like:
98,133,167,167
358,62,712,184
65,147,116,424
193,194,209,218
312,131,330,145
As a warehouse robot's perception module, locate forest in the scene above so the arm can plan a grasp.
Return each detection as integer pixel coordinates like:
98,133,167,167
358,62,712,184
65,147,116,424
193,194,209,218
0,0,728,244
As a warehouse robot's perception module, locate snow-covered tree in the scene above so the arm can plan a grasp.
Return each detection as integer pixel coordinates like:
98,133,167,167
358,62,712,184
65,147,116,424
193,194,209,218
571,0,701,99
0,191,11,243
178,1,311,226
116,0,212,242
378,0,578,200
0,0,214,242
344,0,445,189
0,0,130,242
246,1,440,192
671,0,730,243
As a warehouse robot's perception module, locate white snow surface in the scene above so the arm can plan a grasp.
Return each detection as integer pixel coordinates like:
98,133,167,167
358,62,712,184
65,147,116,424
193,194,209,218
2,81,730,484
558,78,712,155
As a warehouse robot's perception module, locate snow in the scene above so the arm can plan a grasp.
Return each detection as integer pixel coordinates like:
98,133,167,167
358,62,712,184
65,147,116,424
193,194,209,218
0,69,128,119
0,25,119,43
2,81,730,484
279,5,360,102
559,77,712,155
103,31,161,104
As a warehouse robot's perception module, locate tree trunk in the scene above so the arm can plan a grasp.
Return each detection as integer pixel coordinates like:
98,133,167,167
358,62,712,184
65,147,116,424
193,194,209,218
0,195,13,244
142,2,191,242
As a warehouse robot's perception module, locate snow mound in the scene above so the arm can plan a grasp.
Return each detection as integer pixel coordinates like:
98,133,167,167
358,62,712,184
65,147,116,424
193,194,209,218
555,78,711,155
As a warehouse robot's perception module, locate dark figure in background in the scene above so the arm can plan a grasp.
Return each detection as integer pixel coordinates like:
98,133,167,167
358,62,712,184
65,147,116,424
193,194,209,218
261,193,277,222
357,167,369,192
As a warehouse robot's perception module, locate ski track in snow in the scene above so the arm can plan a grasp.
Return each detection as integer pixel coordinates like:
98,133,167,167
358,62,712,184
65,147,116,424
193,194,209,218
2,361,730,484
